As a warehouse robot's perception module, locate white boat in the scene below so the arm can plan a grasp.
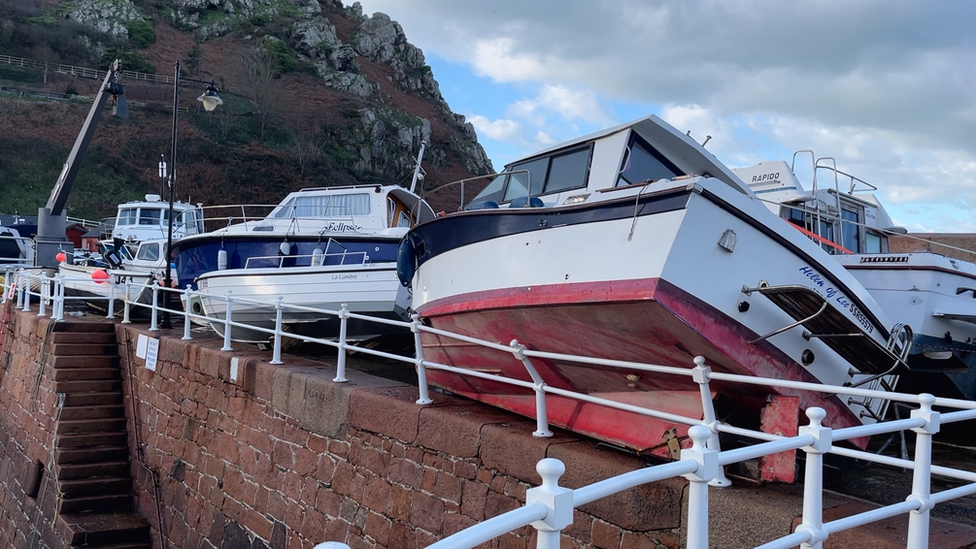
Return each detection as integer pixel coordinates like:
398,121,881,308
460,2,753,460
176,148,435,343
397,116,910,455
733,153,976,400
58,239,169,315
109,193,205,246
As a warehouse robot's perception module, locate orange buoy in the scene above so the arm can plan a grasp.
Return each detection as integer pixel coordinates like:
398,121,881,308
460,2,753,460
91,269,109,284
55,251,66,263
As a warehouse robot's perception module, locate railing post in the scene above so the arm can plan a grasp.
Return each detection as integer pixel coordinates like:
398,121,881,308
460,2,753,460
149,280,160,331
16,270,24,309
270,296,284,365
221,291,234,351
37,272,48,317
525,458,573,549
412,314,432,404
510,339,552,438
796,407,832,549
107,275,116,318
907,394,940,548
682,426,718,549
692,356,730,486
182,285,193,340
122,280,132,324
21,270,30,312
53,273,64,321
333,304,349,382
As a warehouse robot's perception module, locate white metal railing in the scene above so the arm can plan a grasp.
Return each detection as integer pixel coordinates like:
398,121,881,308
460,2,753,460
3,268,976,548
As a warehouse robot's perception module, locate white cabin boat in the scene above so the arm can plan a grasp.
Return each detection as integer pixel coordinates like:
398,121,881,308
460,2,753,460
397,116,911,455
176,183,435,343
110,194,205,246
58,239,169,315
734,153,976,400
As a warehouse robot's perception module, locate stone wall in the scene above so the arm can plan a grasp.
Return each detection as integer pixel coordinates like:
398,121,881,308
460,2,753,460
0,306,684,548
0,309,66,546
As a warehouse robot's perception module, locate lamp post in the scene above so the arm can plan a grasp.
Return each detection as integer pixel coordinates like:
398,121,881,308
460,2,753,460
161,59,222,329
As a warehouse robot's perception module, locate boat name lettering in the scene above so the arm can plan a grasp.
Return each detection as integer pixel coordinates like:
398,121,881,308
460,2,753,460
849,303,874,334
326,222,362,232
332,274,358,280
751,172,780,183
798,266,825,287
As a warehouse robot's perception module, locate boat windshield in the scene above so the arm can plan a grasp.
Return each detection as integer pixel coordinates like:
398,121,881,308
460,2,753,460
273,193,371,218
470,146,591,205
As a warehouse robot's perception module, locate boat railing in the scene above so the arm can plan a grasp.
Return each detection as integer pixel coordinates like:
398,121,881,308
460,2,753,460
419,169,532,213
6,267,976,548
241,250,368,269
0,233,34,266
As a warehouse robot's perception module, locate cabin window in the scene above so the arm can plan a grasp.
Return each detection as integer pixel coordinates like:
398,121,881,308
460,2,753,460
616,134,682,187
397,211,412,227
503,157,547,202
841,208,860,253
137,242,160,261
118,208,137,226
865,231,883,253
275,193,371,218
785,207,806,229
544,148,590,193
387,198,396,223
139,209,163,225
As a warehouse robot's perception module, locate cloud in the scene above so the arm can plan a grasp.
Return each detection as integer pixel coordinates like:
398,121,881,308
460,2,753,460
357,0,976,232
467,115,520,141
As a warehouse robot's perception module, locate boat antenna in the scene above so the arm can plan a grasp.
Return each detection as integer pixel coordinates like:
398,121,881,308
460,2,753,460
701,135,712,148
408,141,427,193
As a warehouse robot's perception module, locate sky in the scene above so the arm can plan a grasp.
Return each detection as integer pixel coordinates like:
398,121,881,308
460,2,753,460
355,0,976,233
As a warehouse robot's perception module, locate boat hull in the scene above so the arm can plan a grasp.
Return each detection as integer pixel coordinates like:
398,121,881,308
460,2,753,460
58,263,156,316
196,263,410,343
408,183,897,452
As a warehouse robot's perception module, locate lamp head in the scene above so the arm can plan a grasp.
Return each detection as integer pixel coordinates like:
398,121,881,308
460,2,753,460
197,81,223,112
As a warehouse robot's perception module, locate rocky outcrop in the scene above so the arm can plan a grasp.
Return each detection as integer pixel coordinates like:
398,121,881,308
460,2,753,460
64,0,146,39
59,0,494,188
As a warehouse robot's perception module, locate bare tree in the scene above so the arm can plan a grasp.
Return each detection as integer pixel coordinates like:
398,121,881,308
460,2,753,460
238,46,281,141
290,126,322,176
30,44,58,85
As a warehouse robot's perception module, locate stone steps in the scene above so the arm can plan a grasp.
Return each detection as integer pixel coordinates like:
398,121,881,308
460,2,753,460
57,432,128,449
53,379,123,393
51,367,120,381
61,391,123,407
57,493,134,515
58,403,126,421
50,331,116,344
56,461,130,481
43,322,152,545
56,512,151,547
56,418,128,435
60,477,133,499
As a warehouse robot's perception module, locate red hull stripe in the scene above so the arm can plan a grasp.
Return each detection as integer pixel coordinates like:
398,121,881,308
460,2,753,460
419,277,867,451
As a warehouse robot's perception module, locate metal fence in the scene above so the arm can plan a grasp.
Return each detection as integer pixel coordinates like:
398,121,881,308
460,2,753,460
4,267,976,549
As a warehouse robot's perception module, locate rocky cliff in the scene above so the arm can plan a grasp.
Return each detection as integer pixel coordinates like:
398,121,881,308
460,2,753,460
0,0,492,218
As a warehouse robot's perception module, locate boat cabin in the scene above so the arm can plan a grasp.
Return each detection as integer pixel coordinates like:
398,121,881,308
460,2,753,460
732,157,905,255
111,194,205,244
465,116,749,210
228,184,434,236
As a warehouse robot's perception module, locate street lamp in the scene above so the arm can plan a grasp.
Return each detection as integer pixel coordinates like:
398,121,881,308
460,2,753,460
161,58,222,329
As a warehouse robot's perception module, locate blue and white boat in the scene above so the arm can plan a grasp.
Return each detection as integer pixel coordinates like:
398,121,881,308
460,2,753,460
173,152,435,342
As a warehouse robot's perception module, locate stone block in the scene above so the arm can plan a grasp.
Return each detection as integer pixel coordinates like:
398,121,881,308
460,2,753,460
480,421,573,483
417,401,516,458
548,441,683,532
348,385,422,443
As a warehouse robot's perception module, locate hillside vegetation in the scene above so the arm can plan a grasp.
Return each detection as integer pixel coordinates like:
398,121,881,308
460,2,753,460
0,0,493,221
